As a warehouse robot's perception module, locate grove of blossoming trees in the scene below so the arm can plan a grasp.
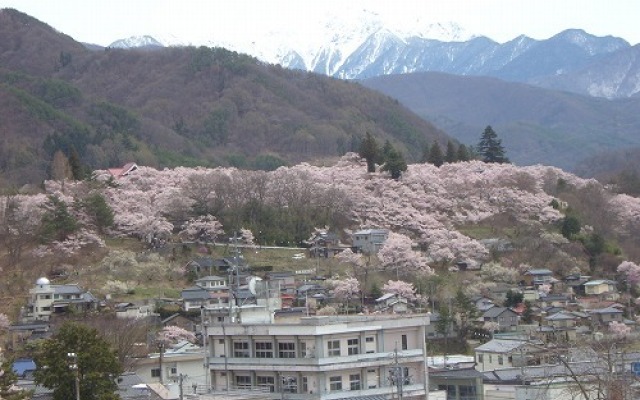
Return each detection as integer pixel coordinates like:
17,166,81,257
5,153,640,282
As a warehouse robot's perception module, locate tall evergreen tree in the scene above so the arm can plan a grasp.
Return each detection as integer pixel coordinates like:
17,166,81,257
381,146,408,180
33,322,123,400
68,146,84,180
428,142,444,167
477,125,509,163
359,132,380,173
445,141,457,163
456,143,470,162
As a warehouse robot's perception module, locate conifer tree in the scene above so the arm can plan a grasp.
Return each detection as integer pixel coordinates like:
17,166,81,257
359,132,380,173
477,125,509,164
381,146,407,180
445,141,457,163
428,142,444,167
457,143,471,162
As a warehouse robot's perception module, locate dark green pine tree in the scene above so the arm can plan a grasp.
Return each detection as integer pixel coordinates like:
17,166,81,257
33,322,123,400
68,146,84,181
359,132,380,173
428,142,444,167
457,143,471,162
381,147,408,180
382,140,394,160
445,141,457,163
477,125,509,163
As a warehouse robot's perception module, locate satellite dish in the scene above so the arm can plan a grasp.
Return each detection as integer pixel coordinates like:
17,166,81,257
249,277,263,295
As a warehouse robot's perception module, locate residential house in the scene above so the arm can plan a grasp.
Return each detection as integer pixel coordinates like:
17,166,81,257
521,269,554,288
180,275,231,312
351,229,389,254
562,274,591,296
472,296,496,313
474,339,545,372
204,314,431,400
306,231,348,258
584,279,619,300
538,311,579,342
588,306,624,327
429,367,484,400
23,277,98,322
114,302,156,319
481,307,520,331
375,293,410,313
107,162,138,178
133,340,208,396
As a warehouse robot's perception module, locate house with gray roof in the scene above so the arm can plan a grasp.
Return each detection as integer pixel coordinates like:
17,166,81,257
23,277,98,322
481,307,520,331
474,338,546,372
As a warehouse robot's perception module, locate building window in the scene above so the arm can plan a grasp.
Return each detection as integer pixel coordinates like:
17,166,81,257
169,366,177,375
401,334,408,350
279,342,295,358
257,376,275,392
366,336,374,343
477,354,483,363
302,377,308,393
218,339,225,344
328,340,340,356
255,342,273,358
350,374,361,390
498,355,504,365
235,376,251,389
347,338,359,355
282,377,297,393
151,368,160,378
460,385,477,399
233,341,250,358
329,376,342,391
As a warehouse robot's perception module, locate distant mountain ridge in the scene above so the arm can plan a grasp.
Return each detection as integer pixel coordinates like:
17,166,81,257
107,27,638,99
362,71,640,172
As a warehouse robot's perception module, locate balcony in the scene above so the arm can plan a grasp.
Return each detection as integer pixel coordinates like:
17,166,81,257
208,349,425,372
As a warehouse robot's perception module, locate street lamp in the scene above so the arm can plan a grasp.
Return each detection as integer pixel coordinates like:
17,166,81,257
67,352,80,400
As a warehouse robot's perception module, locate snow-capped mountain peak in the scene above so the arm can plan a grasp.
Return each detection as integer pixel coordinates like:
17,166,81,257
108,35,163,49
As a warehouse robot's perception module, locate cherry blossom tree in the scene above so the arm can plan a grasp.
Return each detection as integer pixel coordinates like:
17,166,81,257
377,232,432,277
179,215,224,243
538,283,552,296
326,276,360,301
617,261,640,288
158,326,197,346
608,321,631,338
239,228,255,247
381,280,419,302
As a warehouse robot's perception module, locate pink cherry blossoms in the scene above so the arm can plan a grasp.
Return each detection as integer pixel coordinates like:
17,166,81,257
381,280,420,302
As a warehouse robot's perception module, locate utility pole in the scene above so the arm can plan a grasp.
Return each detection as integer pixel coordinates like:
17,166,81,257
390,347,404,400
178,374,185,400
67,352,80,400
201,305,210,392
158,342,165,384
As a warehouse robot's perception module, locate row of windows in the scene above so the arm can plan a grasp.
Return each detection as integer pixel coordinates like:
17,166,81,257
477,354,510,365
230,335,408,358
233,342,297,358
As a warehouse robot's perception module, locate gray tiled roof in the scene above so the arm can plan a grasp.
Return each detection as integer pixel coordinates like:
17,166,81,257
474,339,528,353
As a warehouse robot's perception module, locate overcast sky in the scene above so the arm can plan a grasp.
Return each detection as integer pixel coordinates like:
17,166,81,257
1,0,639,46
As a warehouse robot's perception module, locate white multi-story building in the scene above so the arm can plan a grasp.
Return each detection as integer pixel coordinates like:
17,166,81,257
204,314,430,400
24,277,98,321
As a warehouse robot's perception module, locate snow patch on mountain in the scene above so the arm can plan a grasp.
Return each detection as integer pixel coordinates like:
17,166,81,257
109,35,163,48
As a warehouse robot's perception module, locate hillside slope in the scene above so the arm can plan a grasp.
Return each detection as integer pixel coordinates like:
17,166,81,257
0,9,450,186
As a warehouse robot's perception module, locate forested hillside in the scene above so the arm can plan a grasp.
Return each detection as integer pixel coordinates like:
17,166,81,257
0,9,449,186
